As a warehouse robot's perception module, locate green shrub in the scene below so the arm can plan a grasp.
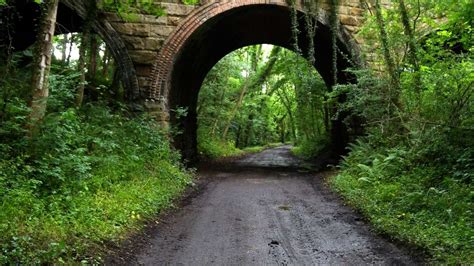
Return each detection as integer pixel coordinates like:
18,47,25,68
332,131,473,263
292,135,329,159
197,138,243,159
0,103,192,264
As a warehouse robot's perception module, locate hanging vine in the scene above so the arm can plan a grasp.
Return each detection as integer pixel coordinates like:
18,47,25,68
329,0,339,85
288,0,321,64
303,0,319,65
288,0,339,82
288,0,302,55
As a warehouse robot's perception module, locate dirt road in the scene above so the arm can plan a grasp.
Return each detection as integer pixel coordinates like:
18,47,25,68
110,146,420,265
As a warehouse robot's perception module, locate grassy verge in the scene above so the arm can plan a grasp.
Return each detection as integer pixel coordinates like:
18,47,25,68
0,106,192,264
198,139,285,160
330,139,473,264
197,139,244,159
242,142,284,154
291,137,329,160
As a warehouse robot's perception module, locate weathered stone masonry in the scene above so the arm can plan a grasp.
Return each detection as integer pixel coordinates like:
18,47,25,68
58,0,374,158
102,0,369,101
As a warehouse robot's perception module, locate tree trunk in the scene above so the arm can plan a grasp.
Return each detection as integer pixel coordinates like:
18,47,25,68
221,47,281,140
222,83,247,140
89,34,98,79
242,113,254,147
277,89,297,144
28,0,59,131
398,0,419,74
278,115,287,143
76,0,97,107
110,66,124,101
88,33,98,100
374,0,403,115
61,33,68,63
102,46,111,79
210,85,227,137
76,31,88,107
329,0,339,85
66,33,74,65
397,0,422,98
374,0,399,90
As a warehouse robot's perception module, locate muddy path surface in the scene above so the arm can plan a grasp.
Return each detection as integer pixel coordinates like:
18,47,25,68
108,146,421,265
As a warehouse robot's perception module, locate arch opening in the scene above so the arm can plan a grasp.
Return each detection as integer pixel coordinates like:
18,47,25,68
0,0,139,100
197,44,332,161
153,3,361,161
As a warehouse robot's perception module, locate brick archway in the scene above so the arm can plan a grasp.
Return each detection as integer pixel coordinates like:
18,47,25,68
2,0,141,100
148,0,362,160
149,0,360,102
60,0,140,100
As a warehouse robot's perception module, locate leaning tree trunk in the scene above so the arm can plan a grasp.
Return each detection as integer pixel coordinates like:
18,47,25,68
222,83,247,140
29,0,59,131
222,47,281,140
374,0,399,90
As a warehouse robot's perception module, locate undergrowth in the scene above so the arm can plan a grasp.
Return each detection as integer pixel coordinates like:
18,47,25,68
0,105,192,263
292,136,329,160
197,134,285,159
0,62,192,263
331,130,473,264
197,138,243,159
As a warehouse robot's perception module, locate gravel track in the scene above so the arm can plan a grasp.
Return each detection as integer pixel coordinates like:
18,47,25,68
108,146,420,265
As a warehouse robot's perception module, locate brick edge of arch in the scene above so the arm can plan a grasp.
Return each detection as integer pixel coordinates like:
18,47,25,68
147,0,362,108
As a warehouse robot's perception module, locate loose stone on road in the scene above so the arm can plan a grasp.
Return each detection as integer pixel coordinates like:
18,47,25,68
111,146,420,265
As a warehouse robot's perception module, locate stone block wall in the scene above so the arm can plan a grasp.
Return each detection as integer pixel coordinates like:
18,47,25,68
106,1,196,93
69,0,386,98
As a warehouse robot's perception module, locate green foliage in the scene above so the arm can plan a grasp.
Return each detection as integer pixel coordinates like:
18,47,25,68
0,58,192,264
332,0,473,263
100,0,165,20
182,0,199,5
197,137,243,159
197,45,330,158
332,134,473,263
291,136,329,160
0,104,192,263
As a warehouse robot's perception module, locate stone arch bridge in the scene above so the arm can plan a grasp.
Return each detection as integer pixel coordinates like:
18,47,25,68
6,0,373,160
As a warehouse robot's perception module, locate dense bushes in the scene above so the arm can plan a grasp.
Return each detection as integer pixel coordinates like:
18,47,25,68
291,136,329,160
0,105,192,263
330,1,473,262
332,129,473,263
0,61,192,263
197,134,243,159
